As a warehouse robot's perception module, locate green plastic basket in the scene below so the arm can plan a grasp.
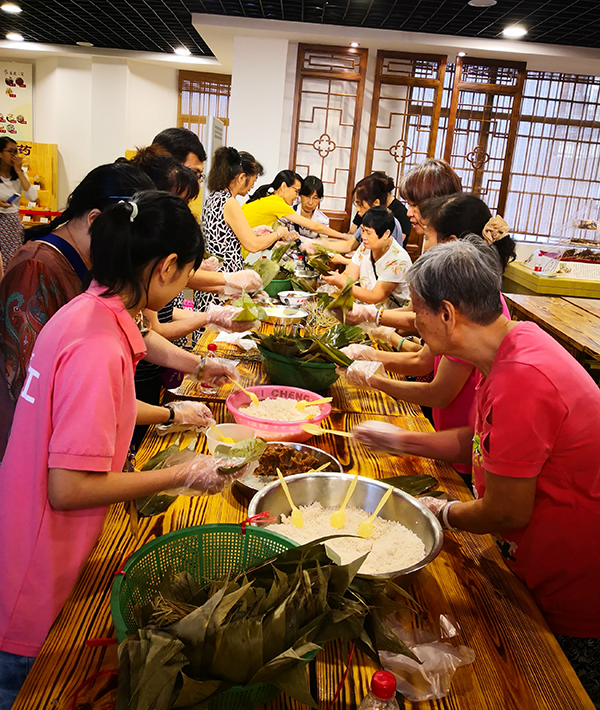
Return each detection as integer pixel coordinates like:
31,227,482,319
258,346,339,393
111,524,300,710
264,278,291,298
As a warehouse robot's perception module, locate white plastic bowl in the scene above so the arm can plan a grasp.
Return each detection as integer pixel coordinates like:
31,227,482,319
205,423,256,454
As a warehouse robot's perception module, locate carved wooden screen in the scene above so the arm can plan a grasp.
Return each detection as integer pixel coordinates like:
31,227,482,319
443,57,526,216
290,44,368,231
365,51,447,185
178,71,231,145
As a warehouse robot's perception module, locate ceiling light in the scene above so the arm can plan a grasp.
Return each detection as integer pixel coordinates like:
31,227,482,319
76,41,94,47
350,42,359,48
1,3,22,13
503,25,527,38
174,47,191,56
468,0,496,7
457,51,467,57
6,32,24,41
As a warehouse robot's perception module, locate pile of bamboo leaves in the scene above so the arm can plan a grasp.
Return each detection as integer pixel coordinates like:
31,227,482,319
116,539,418,710
246,243,295,289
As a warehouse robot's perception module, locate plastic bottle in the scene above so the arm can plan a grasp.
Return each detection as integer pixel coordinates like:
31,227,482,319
358,670,399,710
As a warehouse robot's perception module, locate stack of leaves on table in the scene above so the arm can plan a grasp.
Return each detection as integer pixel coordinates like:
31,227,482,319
117,540,418,710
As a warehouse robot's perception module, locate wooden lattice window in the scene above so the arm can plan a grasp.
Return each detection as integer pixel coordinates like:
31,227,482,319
290,44,368,231
178,70,231,145
504,71,600,242
443,57,526,216
365,51,447,184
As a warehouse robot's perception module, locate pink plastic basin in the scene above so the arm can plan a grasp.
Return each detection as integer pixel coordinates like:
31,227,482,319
225,385,331,443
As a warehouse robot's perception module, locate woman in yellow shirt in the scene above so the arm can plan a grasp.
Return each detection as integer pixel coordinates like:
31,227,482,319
242,170,346,239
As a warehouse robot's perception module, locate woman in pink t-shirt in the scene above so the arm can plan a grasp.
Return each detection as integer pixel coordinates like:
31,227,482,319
341,194,515,487
0,192,249,705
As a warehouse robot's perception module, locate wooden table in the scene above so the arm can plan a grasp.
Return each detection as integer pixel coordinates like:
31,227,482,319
504,293,600,367
12,331,594,710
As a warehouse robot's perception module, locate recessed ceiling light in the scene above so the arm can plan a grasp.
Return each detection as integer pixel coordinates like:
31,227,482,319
502,25,528,38
6,32,24,41
174,47,191,56
468,0,497,7
76,41,94,47
350,42,359,48
1,3,22,13
457,51,467,57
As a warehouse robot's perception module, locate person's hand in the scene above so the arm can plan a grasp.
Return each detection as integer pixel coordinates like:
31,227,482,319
361,323,397,345
322,271,346,289
170,452,247,495
419,496,460,531
193,356,239,386
13,154,23,171
330,253,350,266
0,200,9,209
222,269,262,295
199,256,220,272
298,237,317,255
341,360,384,388
205,304,258,333
156,401,216,435
340,344,382,361
344,304,378,324
278,226,295,242
352,420,410,454
254,225,273,236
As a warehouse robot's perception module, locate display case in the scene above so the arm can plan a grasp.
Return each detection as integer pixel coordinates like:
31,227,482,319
16,141,59,226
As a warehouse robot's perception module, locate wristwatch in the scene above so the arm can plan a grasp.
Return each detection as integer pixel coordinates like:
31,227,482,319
163,404,175,424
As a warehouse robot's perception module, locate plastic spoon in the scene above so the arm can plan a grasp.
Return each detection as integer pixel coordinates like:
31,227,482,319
358,486,394,539
209,426,235,444
276,468,303,528
330,472,359,529
301,423,353,438
295,397,333,410
230,379,260,406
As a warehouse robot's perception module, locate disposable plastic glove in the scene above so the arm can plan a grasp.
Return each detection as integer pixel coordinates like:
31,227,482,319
344,304,379,325
222,269,263,296
361,323,398,345
352,420,410,455
341,344,383,361
298,237,318,255
254,225,273,236
156,401,216,435
206,304,258,333
193,356,240,387
168,451,247,495
199,256,220,272
419,497,460,531
342,360,385,388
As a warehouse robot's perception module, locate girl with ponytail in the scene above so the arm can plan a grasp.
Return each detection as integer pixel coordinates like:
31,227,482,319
0,192,248,703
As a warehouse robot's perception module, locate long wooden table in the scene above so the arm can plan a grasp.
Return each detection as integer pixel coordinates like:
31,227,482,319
12,331,594,710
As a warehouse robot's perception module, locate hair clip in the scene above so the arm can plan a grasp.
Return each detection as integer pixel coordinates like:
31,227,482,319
118,199,138,222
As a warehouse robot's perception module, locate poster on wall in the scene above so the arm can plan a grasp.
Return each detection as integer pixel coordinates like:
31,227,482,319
0,62,32,142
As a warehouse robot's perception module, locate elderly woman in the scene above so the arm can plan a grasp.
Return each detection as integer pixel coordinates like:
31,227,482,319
352,240,600,705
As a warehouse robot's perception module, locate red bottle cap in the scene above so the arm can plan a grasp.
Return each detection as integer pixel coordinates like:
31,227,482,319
371,670,396,700
207,343,217,352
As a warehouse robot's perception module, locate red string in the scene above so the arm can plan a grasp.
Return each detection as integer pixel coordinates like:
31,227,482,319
239,511,277,534
327,640,356,710
113,553,132,579
85,638,118,648
70,669,118,710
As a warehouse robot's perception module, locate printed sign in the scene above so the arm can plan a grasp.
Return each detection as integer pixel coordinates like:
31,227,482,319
0,62,32,141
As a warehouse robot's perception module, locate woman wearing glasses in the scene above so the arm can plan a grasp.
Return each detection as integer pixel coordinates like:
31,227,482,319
0,137,37,268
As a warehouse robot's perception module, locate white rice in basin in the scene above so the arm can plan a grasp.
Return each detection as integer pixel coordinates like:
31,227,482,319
241,397,320,421
266,501,426,576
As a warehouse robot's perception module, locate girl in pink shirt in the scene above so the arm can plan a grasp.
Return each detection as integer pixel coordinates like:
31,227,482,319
0,191,247,705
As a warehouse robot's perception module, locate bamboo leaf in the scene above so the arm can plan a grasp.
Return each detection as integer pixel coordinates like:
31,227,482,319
326,276,356,324
171,674,224,708
384,474,439,496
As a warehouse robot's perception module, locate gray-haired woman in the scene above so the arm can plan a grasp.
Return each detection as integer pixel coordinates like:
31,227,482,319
352,239,600,705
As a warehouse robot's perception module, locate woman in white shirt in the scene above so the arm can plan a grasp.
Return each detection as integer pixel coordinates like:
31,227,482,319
293,175,330,238
323,206,412,308
0,137,37,267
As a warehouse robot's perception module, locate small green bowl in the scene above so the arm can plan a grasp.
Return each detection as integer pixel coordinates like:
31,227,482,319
258,346,339,393
264,278,292,298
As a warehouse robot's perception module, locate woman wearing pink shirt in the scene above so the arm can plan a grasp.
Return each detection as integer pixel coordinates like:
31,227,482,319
0,191,248,706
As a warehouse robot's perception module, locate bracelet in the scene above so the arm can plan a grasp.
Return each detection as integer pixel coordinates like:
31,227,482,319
163,404,175,424
396,337,406,352
441,500,460,531
375,307,383,326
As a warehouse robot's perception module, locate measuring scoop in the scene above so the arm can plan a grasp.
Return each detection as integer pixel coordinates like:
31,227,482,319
208,426,235,444
301,423,353,438
230,379,260,406
276,468,303,528
358,486,394,539
330,472,359,529
295,396,333,411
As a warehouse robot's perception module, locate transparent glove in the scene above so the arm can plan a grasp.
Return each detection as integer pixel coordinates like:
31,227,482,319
342,360,385,388
344,304,379,325
156,401,216,435
168,451,248,495
193,356,240,387
298,237,317,255
419,497,460,530
254,225,273,237
222,269,262,296
341,344,383,361
206,304,258,333
361,323,397,345
352,420,410,454
199,256,220,272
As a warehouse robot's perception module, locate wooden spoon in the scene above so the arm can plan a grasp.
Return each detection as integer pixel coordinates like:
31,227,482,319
230,379,260,406
301,423,353,438
295,396,333,410
358,486,394,539
330,472,359,529
276,468,303,528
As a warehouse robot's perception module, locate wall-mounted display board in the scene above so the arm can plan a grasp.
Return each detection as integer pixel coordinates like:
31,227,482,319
0,62,32,142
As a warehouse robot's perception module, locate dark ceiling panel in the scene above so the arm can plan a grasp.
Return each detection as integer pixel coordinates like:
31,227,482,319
0,1,598,56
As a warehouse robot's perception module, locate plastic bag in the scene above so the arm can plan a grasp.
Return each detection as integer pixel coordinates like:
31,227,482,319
379,615,475,702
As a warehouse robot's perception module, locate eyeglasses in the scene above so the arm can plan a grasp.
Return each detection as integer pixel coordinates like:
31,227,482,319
195,171,205,183
292,187,300,196
3,149,18,155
